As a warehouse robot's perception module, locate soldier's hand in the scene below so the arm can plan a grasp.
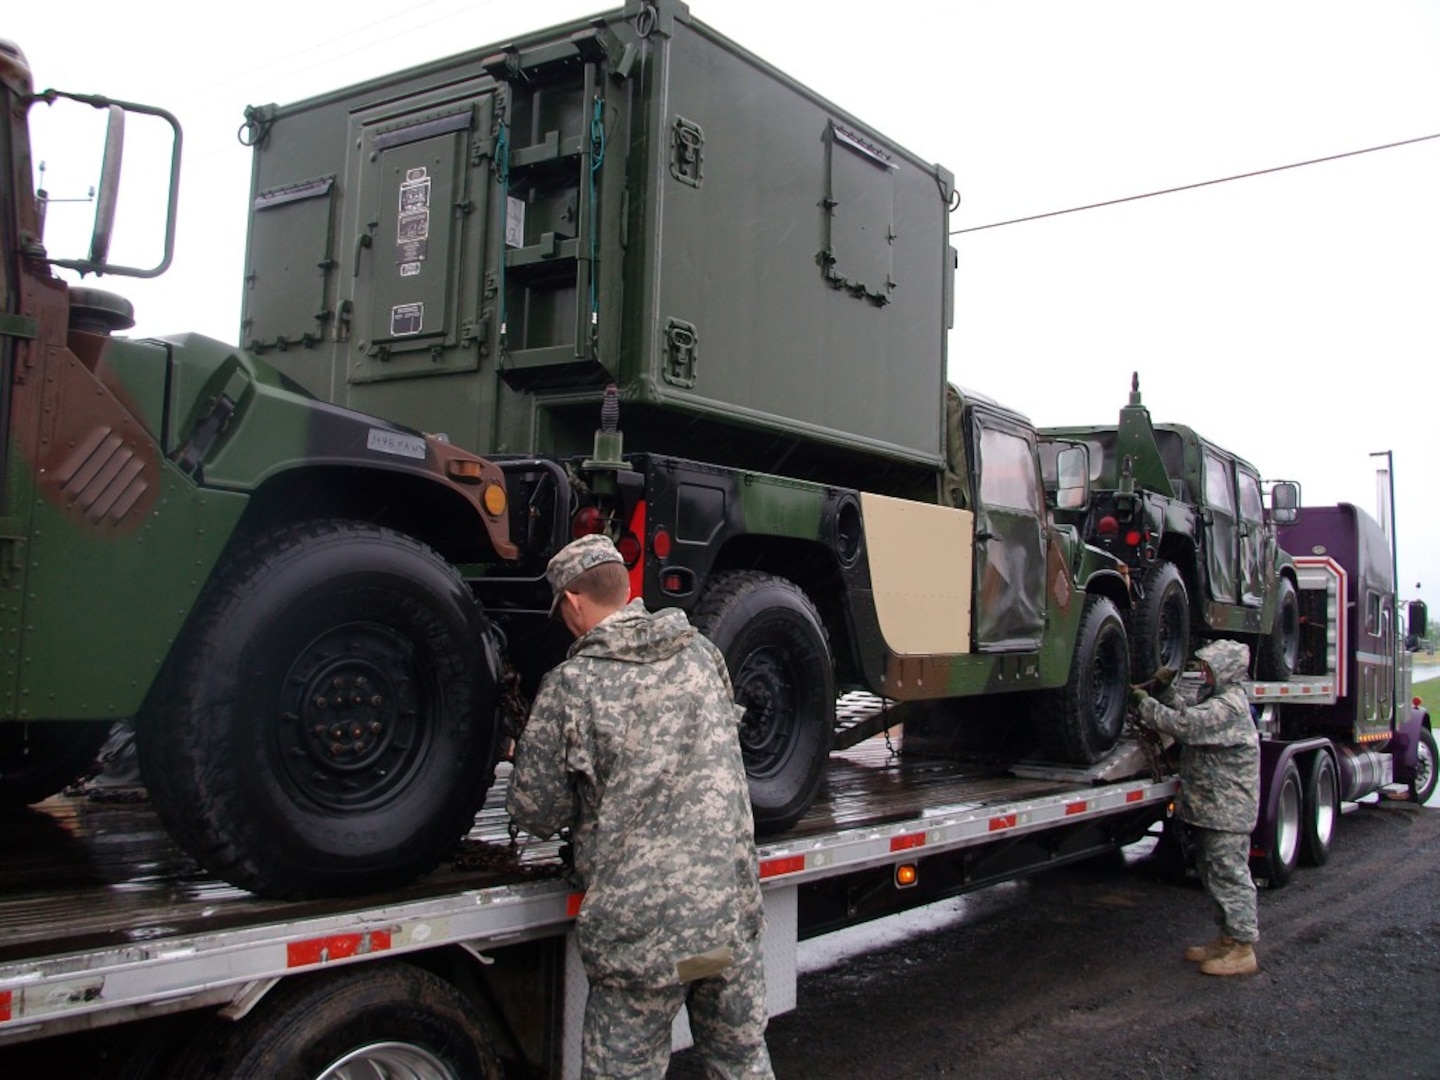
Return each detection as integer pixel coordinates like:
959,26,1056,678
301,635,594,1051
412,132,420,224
1129,686,1150,709
1152,666,1177,689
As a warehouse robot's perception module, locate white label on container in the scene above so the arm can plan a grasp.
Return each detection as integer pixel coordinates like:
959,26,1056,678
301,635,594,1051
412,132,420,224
506,195,525,248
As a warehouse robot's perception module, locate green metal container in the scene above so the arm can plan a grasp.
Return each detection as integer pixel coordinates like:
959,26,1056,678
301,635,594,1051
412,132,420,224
240,0,956,496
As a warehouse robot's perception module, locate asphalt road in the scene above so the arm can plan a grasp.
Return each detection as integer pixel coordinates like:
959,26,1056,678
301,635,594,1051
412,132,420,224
671,799,1440,1079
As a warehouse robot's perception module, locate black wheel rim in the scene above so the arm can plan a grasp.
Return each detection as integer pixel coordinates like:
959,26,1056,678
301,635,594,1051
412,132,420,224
733,645,800,779
1157,589,1188,670
1091,624,1128,743
275,623,433,812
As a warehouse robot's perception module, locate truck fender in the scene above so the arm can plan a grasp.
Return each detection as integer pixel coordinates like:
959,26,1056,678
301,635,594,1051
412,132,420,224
1389,705,1432,781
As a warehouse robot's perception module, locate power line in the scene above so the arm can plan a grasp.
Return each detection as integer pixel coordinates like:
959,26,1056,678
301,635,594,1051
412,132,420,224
950,132,1440,235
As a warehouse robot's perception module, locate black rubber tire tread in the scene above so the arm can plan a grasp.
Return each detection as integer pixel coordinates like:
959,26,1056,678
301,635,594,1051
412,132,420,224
1410,725,1439,807
1127,561,1191,682
166,962,502,1080
0,721,109,808
1300,751,1338,867
1033,595,1130,764
691,571,834,835
136,521,500,899
1262,760,1303,889
1257,576,1300,680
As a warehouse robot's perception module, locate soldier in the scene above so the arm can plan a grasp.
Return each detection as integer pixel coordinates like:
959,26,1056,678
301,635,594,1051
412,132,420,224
507,534,774,1079
1131,639,1261,976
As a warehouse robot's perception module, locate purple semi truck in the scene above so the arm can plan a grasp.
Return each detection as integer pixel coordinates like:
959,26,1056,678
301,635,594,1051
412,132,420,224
1238,499,1432,886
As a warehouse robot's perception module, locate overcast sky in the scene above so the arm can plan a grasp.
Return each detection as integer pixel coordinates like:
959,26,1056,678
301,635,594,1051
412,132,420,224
10,1,1440,615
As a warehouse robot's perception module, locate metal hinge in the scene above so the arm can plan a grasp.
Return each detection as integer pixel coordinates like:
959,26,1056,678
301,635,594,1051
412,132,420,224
0,313,38,340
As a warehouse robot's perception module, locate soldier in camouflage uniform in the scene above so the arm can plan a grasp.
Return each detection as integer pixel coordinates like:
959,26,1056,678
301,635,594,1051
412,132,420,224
507,534,774,1079
1131,639,1260,976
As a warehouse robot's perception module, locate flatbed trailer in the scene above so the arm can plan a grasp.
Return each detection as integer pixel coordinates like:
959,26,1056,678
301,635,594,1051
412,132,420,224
0,713,1175,1078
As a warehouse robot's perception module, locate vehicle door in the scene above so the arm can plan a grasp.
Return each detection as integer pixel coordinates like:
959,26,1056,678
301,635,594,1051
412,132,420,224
972,414,1046,649
1202,449,1239,604
1236,466,1267,606
1359,588,1395,734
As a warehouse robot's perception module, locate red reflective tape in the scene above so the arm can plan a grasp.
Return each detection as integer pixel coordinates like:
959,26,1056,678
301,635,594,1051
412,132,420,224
891,833,926,852
1065,800,1089,816
1126,789,1145,803
0,989,11,1023
989,813,1017,831
287,930,392,968
567,892,586,918
760,855,807,879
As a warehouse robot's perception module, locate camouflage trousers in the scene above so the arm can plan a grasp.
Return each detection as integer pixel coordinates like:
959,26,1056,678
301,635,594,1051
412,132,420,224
581,931,774,1080
1193,826,1259,944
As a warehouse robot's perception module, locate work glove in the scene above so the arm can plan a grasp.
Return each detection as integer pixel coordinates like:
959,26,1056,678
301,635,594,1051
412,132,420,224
1152,666,1177,690
1129,686,1150,710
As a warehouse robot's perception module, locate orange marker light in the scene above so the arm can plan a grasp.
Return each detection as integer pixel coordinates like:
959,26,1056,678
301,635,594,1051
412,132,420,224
482,482,507,517
895,863,918,888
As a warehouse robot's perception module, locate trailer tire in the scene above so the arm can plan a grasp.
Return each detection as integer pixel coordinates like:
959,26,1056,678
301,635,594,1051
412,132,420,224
1128,561,1190,681
137,521,502,899
1300,751,1338,867
1409,726,1438,806
693,571,834,834
1257,576,1300,680
167,962,502,1079
1258,760,1302,888
1034,595,1129,764
0,720,109,808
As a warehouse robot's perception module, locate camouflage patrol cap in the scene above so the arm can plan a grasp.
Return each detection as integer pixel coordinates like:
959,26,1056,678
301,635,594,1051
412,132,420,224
546,534,624,617
1194,639,1250,685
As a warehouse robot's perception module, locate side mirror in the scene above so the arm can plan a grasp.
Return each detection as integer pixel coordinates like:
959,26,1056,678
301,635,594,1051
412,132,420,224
1054,445,1090,511
1270,480,1300,525
1408,600,1428,650
88,105,125,266
40,91,182,280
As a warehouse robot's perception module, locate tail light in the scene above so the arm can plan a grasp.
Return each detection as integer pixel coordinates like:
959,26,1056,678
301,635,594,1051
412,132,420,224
571,506,605,538
615,533,642,566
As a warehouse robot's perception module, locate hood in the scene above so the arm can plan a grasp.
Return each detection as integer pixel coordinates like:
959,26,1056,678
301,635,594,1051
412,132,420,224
568,598,696,665
1195,639,1250,688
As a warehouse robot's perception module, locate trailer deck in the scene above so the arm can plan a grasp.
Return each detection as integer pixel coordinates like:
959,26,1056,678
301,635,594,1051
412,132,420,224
0,731,1176,1042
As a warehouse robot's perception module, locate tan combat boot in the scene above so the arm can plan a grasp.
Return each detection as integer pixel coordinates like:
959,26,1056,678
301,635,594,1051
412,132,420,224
1183,935,1233,963
1199,941,1258,976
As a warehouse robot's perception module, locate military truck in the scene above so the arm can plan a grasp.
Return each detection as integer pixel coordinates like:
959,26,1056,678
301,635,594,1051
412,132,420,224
1,40,515,899
1,0,1133,899
238,2,1136,808
1038,375,1300,681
